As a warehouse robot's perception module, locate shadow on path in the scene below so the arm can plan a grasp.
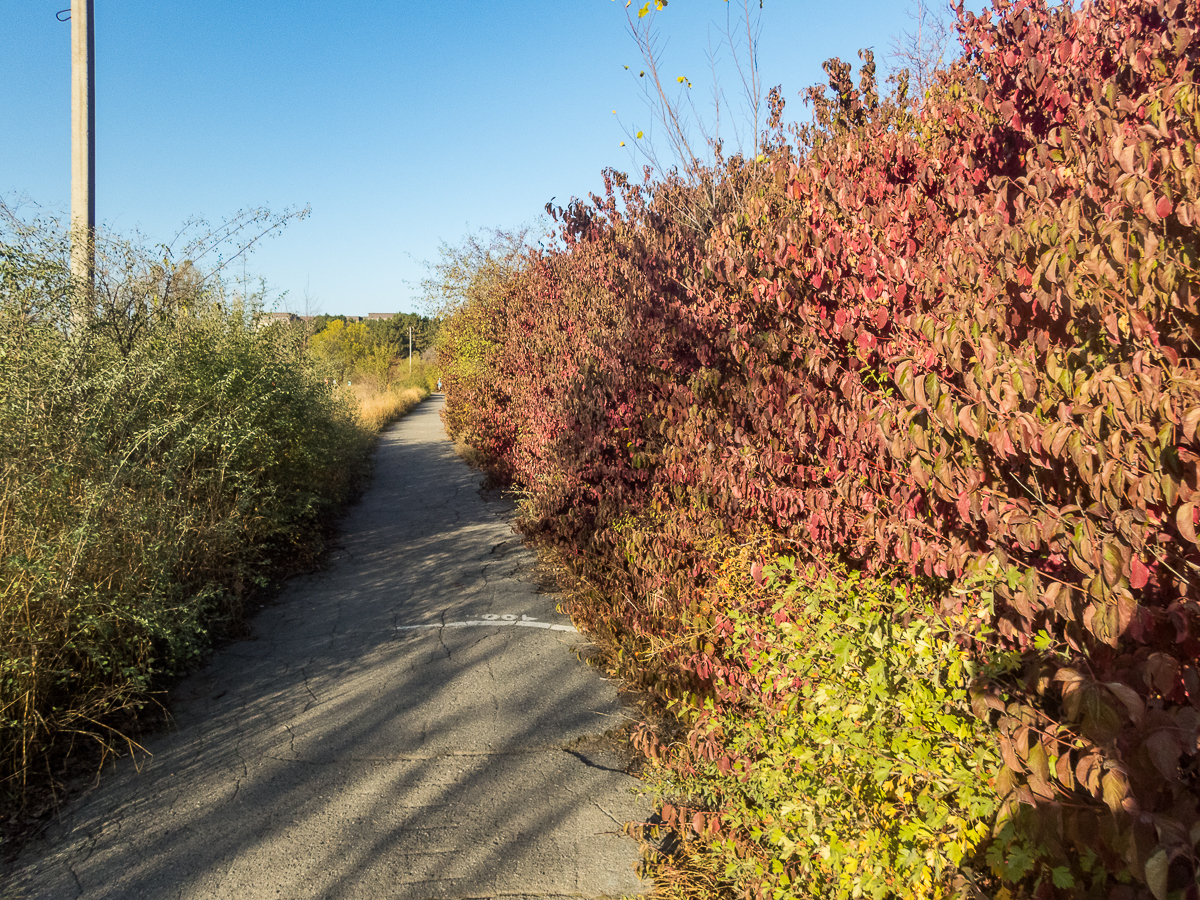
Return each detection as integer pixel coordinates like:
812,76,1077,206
2,398,649,900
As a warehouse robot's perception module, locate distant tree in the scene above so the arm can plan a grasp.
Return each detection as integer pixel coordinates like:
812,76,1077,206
308,319,371,381
306,313,342,334
374,313,437,356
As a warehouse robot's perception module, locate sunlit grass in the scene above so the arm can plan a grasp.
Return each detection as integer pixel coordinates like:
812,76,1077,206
343,382,429,433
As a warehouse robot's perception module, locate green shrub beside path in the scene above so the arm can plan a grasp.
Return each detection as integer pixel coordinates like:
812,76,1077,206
0,234,376,813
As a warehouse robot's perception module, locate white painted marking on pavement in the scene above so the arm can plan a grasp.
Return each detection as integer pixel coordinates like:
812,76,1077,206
395,613,577,634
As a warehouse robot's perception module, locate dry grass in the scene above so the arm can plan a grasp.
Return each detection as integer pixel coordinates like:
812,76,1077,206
628,829,739,900
344,383,429,433
452,438,487,468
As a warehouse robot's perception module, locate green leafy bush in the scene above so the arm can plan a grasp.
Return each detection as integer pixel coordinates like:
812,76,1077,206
637,560,1001,900
0,227,371,802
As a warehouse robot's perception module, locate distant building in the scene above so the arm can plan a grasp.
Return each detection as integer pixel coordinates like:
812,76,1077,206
257,311,299,329
367,312,395,320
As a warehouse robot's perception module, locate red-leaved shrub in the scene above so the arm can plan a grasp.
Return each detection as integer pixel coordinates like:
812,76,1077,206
440,0,1200,893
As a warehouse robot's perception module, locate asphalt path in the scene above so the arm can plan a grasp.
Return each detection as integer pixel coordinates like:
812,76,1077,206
2,397,648,900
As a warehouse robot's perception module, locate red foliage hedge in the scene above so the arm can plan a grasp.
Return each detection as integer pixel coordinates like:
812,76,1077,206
441,0,1200,893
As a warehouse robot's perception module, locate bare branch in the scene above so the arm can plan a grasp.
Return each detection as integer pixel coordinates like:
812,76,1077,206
417,226,532,320
887,0,954,101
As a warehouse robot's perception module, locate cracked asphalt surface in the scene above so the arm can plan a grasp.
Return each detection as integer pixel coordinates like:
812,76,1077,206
1,397,649,900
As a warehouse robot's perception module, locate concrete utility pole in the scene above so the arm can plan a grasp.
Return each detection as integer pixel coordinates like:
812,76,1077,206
70,0,96,290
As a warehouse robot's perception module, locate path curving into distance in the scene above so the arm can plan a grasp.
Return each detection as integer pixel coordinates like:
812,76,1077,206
3,397,648,900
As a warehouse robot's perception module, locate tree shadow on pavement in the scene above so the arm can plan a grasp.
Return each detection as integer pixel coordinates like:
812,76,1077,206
2,399,650,900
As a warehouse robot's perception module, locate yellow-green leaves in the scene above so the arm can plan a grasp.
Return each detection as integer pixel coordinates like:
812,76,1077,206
641,563,1002,900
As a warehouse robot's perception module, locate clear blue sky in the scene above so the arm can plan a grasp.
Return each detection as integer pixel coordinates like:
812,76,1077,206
1,1,951,316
